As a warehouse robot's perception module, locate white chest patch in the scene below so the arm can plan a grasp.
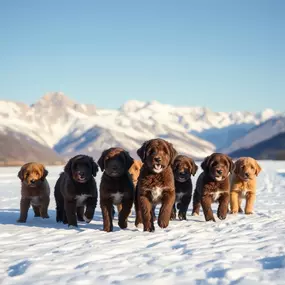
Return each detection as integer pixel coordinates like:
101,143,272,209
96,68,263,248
176,192,185,203
111,192,124,205
75,194,91,206
212,191,225,201
241,189,249,198
152,187,163,202
30,196,40,205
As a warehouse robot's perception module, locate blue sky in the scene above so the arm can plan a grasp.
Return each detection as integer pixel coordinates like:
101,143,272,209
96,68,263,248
0,0,284,111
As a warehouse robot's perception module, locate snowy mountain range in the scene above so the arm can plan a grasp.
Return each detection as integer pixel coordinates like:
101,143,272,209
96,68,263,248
0,92,283,163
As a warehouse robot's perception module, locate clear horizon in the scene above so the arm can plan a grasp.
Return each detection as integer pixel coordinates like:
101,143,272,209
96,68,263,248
1,0,284,112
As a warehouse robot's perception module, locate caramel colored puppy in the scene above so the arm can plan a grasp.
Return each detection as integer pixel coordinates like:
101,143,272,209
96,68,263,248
17,162,50,223
129,160,143,187
230,157,262,215
192,153,235,222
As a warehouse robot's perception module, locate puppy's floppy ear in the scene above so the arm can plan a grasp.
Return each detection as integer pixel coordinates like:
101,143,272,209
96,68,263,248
124,151,134,170
188,158,198,176
234,159,241,174
172,157,180,170
40,164,48,180
97,150,108,172
167,142,178,165
64,158,73,177
226,155,235,173
90,156,99,176
17,165,26,181
137,140,150,162
201,156,211,171
255,160,262,176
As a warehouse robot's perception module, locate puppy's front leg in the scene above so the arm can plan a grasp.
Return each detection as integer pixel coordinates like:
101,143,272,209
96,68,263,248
40,196,50,219
178,195,191,220
134,186,143,226
230,190,239,214
140,196,154,232
101,199,113,232
158,192,175,228
84,197,97,223
64,199,77,227
170,203,176,220
192,191,201,216
245,192,255,214
201,194,215,222
17,198,30,223
218,192,229,220
118,197,133,229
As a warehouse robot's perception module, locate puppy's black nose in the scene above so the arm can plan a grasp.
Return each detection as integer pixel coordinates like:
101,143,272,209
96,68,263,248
244,172,249,177
179,171,185,176
78,171,85,177
30,179,36,184
217,169,222,175
154,157,161,163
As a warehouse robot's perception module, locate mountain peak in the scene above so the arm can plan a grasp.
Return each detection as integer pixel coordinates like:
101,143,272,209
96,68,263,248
32,92,75,108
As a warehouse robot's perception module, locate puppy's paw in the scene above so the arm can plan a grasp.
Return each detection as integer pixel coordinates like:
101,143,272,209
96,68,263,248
230,210,238,214
218,214,227,220
245,211,253,215
178,212,187,220
68,224,78,229
17,218,26,223
83,215,92,223
191,212,199,216
205,217,216,222
41,214,50,219
158,218,169,229
118,219,127,229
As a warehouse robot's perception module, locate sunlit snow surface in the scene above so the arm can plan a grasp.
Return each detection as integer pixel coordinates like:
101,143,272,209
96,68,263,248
0,161,285,285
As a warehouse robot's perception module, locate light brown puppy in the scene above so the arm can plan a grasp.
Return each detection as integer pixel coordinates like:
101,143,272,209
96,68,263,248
116,159,143,213
230,157,262,215
17,162,50,223
129,160,143,187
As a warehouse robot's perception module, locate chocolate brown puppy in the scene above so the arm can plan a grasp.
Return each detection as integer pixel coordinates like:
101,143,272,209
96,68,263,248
135,138,177,232
98,148,134,232
192,153,235,222
170,155,198,220
54,155,98,227
17,162,50,223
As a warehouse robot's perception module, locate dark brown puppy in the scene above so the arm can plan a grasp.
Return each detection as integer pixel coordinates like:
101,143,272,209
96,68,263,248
135,138,177,232
192,153,235,222
54,155,98,227
98,148,134,232
170,155,198,220
17,162,50,223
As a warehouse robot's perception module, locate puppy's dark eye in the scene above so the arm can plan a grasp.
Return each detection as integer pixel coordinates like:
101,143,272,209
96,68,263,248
251,166,254,170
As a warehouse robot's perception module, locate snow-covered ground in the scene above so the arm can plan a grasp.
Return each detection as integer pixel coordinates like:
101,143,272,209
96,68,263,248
0,161,285,285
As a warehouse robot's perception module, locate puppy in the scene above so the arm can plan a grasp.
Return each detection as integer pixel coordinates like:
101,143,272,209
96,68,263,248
17,162,50,223
135,138,177,232
129,160,143,187
98,148,134,232
171,155,198,220
115,159,143,213
54,155,98,227
192,153,234,222
230,157,262,214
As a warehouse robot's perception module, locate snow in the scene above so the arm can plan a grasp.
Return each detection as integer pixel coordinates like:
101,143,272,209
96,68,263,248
1,161,285,284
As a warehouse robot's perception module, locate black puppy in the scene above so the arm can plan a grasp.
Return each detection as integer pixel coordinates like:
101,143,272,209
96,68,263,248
54,155,98,227
170,155,198,220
